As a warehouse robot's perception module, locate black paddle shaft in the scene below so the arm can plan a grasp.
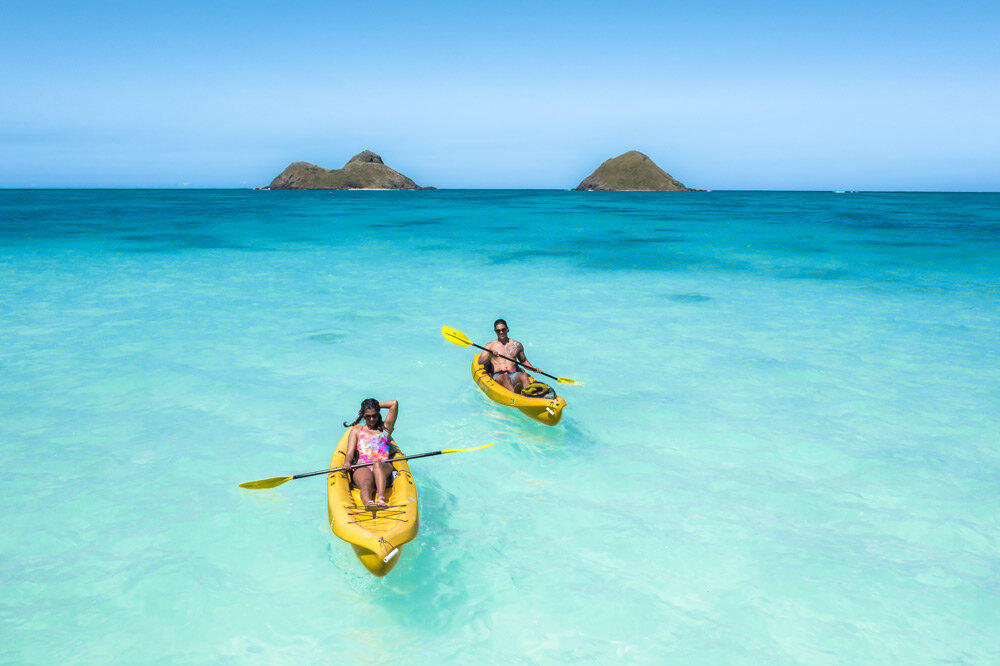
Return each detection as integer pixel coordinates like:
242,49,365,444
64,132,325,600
471,342,559,383
291,449,446,480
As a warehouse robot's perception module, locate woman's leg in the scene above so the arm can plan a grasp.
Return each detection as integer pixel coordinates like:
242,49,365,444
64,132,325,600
353,466,375,506
374,461,390,506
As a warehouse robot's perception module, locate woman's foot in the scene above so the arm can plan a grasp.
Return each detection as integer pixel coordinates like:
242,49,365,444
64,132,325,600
375,496,388,507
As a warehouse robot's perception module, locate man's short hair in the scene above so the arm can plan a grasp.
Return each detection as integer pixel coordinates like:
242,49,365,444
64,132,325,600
493,318,508,330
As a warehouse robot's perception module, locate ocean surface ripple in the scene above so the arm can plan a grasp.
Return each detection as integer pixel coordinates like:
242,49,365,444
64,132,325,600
1,190,998,664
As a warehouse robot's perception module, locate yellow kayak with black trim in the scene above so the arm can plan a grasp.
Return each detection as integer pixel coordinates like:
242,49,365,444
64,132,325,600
471,354,567,425
326,428,419,577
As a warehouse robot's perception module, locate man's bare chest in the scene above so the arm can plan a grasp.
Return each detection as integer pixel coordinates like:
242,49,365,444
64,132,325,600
489,341,519,356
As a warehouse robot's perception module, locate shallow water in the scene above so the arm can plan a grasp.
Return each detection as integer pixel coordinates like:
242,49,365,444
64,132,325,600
1,189,998,663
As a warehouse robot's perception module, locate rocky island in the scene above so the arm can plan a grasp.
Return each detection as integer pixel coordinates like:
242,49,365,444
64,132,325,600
574,150,690,191
267,151,431,190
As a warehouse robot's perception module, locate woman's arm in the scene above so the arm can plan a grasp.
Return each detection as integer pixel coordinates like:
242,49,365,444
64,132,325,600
380,400,399,434
343,427,359,472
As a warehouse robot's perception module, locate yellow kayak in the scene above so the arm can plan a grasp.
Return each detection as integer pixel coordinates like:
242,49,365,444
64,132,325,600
326,428,419,577
471,354,567,425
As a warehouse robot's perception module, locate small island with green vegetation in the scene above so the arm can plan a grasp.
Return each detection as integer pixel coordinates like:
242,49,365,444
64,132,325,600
574,150,690,191
267,151,432,190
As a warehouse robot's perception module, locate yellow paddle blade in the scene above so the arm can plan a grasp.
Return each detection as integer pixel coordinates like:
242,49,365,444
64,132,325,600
238,476,293,490
441,325,473,347
441,442,495,455
556,377,584,385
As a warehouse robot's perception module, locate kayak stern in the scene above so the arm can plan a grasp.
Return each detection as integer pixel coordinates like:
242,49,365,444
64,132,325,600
471,355,566,425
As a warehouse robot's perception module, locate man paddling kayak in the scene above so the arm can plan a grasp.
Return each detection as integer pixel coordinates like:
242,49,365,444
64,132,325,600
477,319,541,395
342,398,398,508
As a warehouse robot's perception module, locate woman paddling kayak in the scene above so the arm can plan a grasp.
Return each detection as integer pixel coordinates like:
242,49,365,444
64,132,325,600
342,398,398,508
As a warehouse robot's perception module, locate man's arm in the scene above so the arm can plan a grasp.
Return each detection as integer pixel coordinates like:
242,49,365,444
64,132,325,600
478,342,495,365
515,342,539,373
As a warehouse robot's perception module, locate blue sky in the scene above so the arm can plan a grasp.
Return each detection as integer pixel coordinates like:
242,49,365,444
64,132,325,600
1,0,998,189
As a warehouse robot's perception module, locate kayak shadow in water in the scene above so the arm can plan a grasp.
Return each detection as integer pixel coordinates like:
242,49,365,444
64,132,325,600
327,475,489,622
476,406,597,459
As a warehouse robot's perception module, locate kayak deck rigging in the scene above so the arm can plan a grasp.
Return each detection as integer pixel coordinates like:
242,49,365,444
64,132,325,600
345,504,410,525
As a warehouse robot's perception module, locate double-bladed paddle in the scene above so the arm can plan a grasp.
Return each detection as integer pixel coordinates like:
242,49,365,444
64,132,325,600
238,443,494,490
441,326,583,385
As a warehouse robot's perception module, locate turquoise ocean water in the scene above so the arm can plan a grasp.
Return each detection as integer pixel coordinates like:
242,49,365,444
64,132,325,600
1,189,998,663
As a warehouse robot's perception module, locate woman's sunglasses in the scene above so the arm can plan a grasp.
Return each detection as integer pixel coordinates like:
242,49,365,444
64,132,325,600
363,412,380,420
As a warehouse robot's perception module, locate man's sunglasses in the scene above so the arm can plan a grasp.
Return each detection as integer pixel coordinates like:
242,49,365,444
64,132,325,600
495,327,508,333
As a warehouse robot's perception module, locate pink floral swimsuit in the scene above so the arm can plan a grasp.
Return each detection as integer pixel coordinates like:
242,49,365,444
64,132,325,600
356,427,390,466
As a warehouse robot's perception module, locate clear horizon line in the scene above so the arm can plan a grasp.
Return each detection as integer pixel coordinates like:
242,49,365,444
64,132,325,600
2,187,999,194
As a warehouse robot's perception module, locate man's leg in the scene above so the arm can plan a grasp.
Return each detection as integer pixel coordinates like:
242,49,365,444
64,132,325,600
513,372,531,394
494,373,516,392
